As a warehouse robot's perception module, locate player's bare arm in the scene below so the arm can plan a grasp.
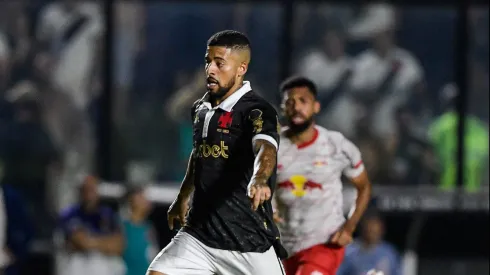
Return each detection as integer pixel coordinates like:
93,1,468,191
248,139,277,211
271,195,283,223
331,169,372,246
167,149,196,230
345,169,372,231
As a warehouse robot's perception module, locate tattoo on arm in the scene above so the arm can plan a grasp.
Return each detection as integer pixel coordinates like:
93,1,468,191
179,149,196,198
252,140,277,185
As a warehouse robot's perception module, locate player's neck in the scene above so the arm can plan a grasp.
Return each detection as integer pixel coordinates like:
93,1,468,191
211,81,244,106
288,124,317,146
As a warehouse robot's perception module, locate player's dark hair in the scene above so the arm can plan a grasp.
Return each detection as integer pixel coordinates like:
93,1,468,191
280,76,318,97
207,30,251,51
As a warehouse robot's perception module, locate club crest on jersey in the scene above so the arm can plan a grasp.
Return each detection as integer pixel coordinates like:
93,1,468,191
249,109,263,133
218,111,233,129
313,160,327,167
277,175,322,197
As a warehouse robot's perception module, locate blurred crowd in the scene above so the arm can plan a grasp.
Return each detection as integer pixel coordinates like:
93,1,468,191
0,1,102,241
0,1,487,274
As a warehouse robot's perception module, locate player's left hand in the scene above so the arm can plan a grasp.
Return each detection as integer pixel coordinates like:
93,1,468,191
330,227,353,247
247,180,271,211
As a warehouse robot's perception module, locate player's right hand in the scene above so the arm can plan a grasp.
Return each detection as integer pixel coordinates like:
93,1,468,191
330,227,353,247
247,180,272,211
167,196,190,230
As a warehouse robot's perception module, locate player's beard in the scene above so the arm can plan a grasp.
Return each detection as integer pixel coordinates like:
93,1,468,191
209,78,236,100
287,116,314,134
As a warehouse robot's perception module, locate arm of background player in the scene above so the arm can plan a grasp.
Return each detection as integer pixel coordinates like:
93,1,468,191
345,170,371,232
271,193,283,223
341,137,372,233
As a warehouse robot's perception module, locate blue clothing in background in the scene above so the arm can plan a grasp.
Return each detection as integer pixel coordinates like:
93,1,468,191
121,219,156,275
337,241,401,275
59,204,120,237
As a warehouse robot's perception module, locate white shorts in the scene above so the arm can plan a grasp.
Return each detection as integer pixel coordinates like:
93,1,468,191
148,231,285,275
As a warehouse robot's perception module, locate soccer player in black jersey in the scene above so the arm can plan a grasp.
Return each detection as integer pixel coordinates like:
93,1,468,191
147,30,287,275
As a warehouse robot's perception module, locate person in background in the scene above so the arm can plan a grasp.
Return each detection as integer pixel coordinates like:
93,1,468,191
337,211,401,275
121,186,157,275
390,105,437,185
296,25,355,136
274,76,372,275
349,3,424,148
428,83,489,192
58,175,125,275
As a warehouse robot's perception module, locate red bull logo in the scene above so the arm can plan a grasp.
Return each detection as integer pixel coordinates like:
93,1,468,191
278,175,323,197
313,160,327,167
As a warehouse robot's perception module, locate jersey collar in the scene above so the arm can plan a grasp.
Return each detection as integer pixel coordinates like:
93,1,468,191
201,81,252,111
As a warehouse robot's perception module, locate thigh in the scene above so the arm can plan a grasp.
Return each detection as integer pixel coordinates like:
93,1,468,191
298,245,345,275
216,246,285,275
147,231,216,275
282,256,299,275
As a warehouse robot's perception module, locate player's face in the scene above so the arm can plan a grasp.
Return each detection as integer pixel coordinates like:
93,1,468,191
282,86,320,132
205,46,245,98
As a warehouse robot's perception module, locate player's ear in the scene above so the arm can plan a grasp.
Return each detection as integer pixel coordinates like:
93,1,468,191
238,62,248,77
313,100,321,114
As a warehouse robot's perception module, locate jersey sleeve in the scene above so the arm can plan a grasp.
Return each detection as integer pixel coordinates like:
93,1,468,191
246,102,280,151
340,136,365,178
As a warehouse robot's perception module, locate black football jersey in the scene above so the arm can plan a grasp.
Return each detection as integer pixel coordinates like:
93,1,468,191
183,81,286,257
